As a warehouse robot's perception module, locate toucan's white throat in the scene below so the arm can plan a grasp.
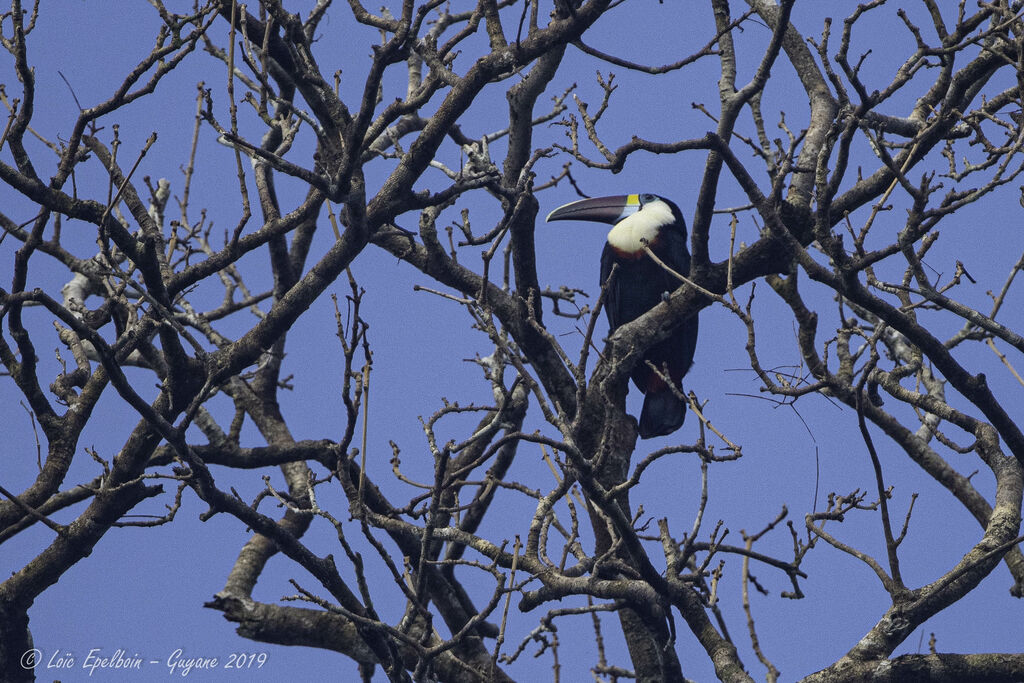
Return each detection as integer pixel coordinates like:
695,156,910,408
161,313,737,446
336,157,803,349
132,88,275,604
606,199,675,253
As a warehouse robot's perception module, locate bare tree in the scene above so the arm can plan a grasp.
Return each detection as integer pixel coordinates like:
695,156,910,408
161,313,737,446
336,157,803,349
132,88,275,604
2,1,1023,681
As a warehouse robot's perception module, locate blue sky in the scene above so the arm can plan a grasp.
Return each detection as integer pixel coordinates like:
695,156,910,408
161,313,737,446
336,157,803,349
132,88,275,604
3,2,1023,681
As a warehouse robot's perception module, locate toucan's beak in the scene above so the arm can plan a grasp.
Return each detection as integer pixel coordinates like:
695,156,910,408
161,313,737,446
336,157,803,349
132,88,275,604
546,194,641,225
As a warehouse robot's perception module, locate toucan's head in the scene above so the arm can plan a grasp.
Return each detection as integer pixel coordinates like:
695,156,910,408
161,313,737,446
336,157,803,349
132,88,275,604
546,193,685,254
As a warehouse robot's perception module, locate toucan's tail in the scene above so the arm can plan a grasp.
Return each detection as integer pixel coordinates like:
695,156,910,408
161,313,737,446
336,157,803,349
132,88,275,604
637,390,686,439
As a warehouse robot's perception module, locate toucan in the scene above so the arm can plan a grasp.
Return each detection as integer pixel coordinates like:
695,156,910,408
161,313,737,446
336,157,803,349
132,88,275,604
547,193,698,439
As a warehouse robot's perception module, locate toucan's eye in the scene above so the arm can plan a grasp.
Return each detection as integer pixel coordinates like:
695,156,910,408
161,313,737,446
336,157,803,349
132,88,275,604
640,193,658,204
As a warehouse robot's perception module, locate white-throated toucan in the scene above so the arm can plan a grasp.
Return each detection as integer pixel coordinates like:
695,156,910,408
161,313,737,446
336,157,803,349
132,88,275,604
547,193,698,438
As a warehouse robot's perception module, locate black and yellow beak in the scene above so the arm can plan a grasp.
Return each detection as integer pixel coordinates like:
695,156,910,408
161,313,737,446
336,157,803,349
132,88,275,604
546,194,642,225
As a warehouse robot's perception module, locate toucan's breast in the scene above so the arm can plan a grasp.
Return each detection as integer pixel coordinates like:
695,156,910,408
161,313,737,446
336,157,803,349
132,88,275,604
609,232,663,259
606,201,675,253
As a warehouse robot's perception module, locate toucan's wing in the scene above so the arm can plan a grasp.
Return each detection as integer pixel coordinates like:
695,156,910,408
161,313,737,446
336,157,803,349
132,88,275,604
657,227,698,380
657,226,691,298
599,244,622,331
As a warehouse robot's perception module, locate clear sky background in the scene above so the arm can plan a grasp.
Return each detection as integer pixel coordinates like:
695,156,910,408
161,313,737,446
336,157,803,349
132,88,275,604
3,2,1023,681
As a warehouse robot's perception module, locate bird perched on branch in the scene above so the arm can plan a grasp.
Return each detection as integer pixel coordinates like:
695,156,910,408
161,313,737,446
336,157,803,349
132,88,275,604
547,193,698,438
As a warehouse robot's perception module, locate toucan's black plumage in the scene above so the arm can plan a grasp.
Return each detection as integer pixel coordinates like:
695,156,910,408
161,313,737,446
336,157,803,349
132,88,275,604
547,193,698,438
